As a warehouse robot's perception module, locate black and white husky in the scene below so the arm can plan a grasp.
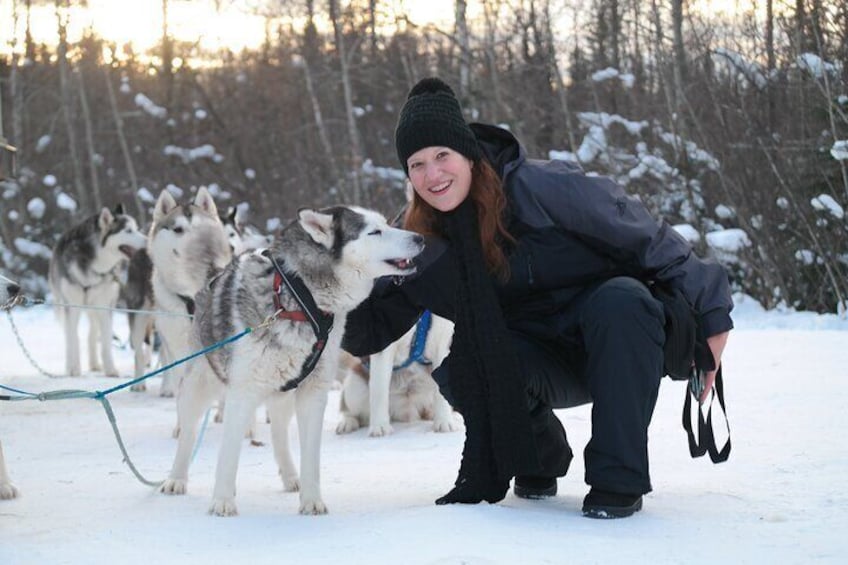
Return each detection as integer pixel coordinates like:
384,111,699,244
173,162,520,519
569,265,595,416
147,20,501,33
48,205,147,377
159,206,424,516
1,273,21,499
147,187,232,397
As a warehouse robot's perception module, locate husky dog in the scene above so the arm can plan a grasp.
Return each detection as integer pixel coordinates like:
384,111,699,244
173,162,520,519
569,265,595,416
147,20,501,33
1,274,21,499
336,313,458,436
49,205,147,377
148,187,231,397
159,206,424,516
121,248,156,391
221,206,275,256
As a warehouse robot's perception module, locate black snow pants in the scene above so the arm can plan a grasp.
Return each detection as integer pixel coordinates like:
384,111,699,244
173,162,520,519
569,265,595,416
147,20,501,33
433,276,666,495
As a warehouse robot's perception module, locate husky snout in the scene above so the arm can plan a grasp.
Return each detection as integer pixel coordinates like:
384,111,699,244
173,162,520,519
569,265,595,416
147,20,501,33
386,232,424,275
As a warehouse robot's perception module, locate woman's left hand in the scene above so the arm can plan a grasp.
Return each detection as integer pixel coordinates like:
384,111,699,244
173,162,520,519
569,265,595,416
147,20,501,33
700,331,730,404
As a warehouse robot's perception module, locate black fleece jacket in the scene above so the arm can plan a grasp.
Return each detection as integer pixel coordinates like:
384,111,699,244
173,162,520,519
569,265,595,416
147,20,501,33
343,123,734,356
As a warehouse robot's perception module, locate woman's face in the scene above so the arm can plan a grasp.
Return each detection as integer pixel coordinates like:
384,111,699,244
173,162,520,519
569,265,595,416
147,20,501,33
406,146,473,212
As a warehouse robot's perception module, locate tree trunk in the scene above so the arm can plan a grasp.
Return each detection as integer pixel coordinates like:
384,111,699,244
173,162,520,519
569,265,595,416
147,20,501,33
76,68,102,210
455,0,471,98
55,0,89,214
104,67,146,224
329,0,364,205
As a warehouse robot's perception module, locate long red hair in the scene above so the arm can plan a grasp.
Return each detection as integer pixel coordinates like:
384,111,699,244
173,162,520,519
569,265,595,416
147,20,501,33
404,159,514,280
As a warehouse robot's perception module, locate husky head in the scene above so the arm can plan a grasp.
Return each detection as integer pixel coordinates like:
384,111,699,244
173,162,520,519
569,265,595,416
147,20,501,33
1,273,21,308
99,203,147,261
149,187,232,288
292,206,424,281
220,206,245,255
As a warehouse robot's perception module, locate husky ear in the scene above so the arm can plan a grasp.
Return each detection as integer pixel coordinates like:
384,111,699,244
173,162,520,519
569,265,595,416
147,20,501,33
194,186,219,217
226,206,241,228
297,208,335,249
98,207,114,231
154,190,178,222
113,203,126,216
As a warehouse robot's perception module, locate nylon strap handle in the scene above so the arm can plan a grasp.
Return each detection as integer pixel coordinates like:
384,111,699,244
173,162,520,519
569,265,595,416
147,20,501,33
682,365,731,463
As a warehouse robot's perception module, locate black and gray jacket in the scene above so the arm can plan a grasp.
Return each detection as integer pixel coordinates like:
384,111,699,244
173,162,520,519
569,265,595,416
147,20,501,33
343,123,733,356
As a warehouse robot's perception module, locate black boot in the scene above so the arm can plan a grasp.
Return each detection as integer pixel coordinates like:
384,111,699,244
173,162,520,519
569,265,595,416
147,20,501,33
513,476,557,499
581,488,643,519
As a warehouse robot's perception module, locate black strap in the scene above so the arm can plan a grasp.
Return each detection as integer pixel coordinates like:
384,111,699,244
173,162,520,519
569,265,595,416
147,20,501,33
263,251,334,392
682,365,731,463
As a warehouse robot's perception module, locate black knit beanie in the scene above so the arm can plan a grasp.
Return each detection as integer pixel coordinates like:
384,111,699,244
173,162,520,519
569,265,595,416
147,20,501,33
395,78,482,176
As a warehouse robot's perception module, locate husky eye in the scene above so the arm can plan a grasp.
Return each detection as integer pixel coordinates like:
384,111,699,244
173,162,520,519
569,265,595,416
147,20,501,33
173,226,184,234
368,229,382,236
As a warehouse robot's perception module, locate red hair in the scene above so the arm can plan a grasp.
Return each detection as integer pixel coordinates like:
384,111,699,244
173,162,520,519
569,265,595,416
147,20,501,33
404,159,514,280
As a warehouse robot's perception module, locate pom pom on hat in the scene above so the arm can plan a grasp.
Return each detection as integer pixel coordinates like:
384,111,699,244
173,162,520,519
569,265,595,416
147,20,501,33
395,77,481,175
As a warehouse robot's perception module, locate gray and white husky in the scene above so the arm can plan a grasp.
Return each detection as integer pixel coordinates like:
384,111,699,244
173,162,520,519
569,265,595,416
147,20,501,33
148,187,231,397
159,206,424,516
49,205,147,377
1,273,21,499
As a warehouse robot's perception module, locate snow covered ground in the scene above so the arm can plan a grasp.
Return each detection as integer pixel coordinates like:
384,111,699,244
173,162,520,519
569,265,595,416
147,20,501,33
1,296,846,564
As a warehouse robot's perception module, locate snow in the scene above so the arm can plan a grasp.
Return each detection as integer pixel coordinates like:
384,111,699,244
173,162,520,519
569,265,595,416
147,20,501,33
830,140,848,161
56,192,78,212
1,297,846,564
135,93,167,119
811,194,844,219
26,198,45,219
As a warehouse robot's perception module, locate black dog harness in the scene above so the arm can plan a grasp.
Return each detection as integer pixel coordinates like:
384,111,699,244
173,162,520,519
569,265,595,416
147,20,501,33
262,250,334,392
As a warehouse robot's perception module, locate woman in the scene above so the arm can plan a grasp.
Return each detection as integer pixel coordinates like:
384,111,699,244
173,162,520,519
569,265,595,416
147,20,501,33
343,78,732,519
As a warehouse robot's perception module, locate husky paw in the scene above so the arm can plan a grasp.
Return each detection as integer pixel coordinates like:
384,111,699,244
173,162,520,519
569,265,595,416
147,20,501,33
432,417,461,433
68,367,81,377
213,410,224,424
130,382,147,392
209,498,238,517
335,416,360,434
299,499,328,515
104,367,120,378
159,388,175,398
368,422,393,437
0,482,19,500
89,362,102,372
159,479,187,495
280,473,300,492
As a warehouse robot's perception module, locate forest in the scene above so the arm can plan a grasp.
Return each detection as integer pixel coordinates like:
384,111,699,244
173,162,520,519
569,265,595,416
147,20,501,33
0,0,846,313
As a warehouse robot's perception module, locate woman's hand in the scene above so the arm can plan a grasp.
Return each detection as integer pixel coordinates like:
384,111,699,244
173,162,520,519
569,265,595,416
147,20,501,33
700,331,730,404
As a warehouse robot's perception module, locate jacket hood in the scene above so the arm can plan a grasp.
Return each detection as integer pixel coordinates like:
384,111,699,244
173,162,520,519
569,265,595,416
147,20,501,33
469,123,526,180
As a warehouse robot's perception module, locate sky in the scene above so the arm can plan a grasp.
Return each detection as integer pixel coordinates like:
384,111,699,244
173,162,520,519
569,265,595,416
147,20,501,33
1,295,847,564
0,0,761,58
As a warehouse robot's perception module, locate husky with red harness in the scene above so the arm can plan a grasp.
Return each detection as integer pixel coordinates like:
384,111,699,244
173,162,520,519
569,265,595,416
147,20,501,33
159,206,424,516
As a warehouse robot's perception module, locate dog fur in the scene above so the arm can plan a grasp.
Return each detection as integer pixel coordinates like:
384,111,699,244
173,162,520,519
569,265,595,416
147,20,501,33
336,313,458,436
48,205,147,377
1,273,22,499
158,206,424,516
148,187,231,397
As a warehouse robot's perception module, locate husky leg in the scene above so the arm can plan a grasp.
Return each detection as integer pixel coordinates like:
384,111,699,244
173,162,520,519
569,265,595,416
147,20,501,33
336,372,366,434
160,361,221,496
95,309,119,377
431,390,459,433
210,390,261,517
87,312,101,372
267,392,299,491
295,385,329,515
368,344,397,437
0,441,19,500
64,307,82,376
129,314,151,391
